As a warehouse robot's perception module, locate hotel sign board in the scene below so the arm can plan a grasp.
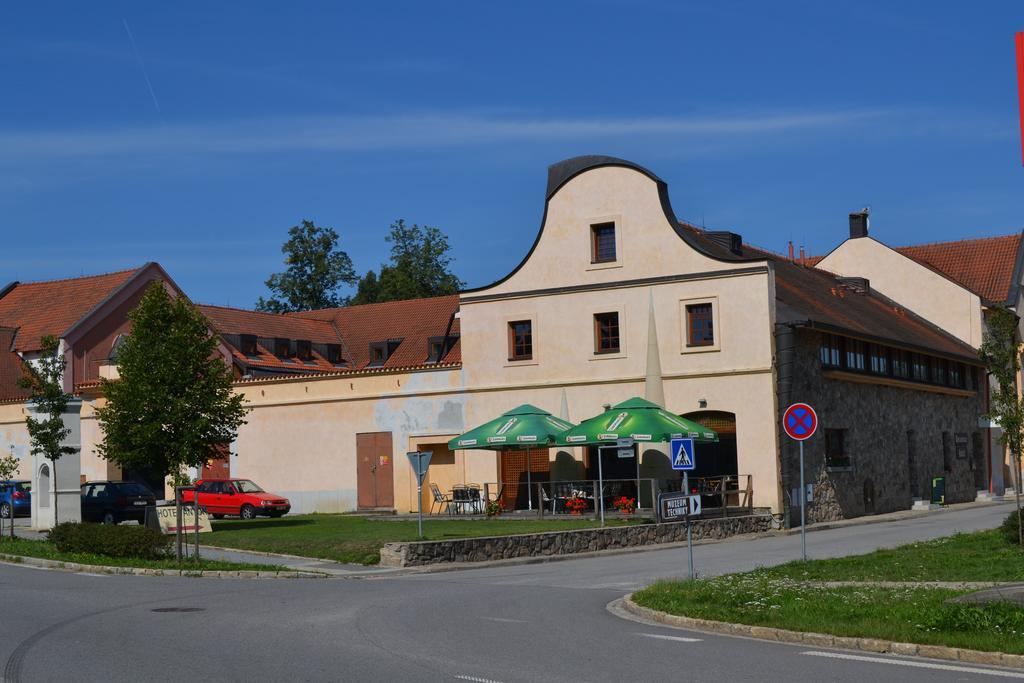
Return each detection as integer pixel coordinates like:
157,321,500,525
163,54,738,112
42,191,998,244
154,504,212,534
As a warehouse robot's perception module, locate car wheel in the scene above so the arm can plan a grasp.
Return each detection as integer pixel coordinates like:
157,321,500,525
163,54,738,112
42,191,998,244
239,504,257,520
0,503,10,519
102,511,116,525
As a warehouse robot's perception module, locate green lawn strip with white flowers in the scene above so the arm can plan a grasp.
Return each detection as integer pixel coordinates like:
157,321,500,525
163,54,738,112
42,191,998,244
633,529,1024,655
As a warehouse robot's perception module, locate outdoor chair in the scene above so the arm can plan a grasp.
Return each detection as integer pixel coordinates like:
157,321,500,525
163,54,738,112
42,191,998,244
467,486,483,514
430,483,452,515
451,486,472,515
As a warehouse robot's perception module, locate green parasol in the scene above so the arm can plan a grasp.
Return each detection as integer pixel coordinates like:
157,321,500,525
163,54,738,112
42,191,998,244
555,397,718,446
448,405,575,510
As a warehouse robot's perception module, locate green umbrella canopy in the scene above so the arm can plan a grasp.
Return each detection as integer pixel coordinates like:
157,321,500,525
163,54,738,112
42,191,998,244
448,404,575,450
555,397,718,446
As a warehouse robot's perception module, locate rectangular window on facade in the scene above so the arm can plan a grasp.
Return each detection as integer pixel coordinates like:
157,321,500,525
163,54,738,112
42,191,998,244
686,303,714,347
825,428,850,469
508,321,533,361
869,344,888,375
591,222,617,263
820,334,841,368
845,339,866,372
911,354,929,382
949,363,963,388
594,312,620,354
934,359,947,385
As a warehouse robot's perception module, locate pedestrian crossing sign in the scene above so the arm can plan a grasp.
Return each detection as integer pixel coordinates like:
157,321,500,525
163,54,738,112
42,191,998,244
670,438,696,471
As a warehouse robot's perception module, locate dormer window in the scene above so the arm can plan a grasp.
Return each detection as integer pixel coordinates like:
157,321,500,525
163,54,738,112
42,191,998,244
324,343,342,365
239,334,258,357
591,222,616,263
426,335,458,363
273,338,290,358
368,339,402,367
296,339,312,362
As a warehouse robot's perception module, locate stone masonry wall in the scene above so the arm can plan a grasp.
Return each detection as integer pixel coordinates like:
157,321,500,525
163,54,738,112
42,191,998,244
379,514,773,567
780,330,984,525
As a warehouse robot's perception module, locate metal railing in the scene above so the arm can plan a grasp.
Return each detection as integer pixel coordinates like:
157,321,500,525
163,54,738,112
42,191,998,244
435,475,754,518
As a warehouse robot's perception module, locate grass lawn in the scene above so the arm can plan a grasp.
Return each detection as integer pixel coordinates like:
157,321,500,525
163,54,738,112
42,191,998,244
204,514,646,565
632,530,1024,654
0,537,287,573
758,530,1024,582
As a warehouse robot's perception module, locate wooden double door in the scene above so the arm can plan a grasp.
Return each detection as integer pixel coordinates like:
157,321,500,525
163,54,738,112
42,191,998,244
357,432,395,509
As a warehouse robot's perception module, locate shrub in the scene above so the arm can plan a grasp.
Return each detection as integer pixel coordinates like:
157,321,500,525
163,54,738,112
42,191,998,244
48,522,170,559
1002,510,1023,548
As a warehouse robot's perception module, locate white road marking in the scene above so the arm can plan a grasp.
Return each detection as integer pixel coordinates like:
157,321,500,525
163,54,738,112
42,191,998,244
481,616,527,623
801,651,1024,678
636,632,703,643
454,675,504,683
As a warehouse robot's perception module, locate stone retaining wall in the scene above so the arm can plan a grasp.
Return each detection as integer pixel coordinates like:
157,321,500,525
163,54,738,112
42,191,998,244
379,514,773,567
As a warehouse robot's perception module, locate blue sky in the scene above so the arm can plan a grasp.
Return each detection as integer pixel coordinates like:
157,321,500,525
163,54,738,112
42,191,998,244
1,2,1022,307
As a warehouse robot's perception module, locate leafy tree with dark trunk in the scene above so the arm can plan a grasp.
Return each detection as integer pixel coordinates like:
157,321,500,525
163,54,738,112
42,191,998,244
979,305,1024,546
97,282,249,487
18,336,77,525
350,219,463,305
256,220,357,313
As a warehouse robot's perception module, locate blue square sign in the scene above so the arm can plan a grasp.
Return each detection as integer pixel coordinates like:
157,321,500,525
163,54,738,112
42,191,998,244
670,438,696,471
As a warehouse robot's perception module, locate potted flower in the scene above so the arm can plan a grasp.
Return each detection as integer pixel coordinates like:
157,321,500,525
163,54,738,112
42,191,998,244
565,496,588,515
485,499,504,517
612,496,636,515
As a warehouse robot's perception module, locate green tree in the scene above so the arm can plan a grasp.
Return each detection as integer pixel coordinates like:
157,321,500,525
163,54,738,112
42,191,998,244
0,451,20,539
18,336,77,525
979,305,1023,545
256,220,357,312
97,282,249,487
350,219,463,305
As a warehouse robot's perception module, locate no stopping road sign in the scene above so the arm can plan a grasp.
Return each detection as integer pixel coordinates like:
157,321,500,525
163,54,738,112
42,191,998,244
783,403,817,441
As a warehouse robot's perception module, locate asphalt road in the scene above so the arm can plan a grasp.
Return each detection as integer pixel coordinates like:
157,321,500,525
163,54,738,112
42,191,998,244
0,502,1018,682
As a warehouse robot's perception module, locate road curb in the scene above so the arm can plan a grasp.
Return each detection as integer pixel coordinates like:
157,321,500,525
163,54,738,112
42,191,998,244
0,552,328,579
617,594,1024,670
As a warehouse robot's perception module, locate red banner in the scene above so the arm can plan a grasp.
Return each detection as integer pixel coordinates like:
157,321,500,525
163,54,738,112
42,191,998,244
1018,32,1024,165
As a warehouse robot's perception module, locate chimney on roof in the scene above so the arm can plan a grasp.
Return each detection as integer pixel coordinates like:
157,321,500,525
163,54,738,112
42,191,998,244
849,208,870,239
787,241,794,261
799,246,806,265
706,231,743,256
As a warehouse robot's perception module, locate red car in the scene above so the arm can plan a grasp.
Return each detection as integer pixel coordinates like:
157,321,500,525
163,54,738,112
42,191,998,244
183,479,290,520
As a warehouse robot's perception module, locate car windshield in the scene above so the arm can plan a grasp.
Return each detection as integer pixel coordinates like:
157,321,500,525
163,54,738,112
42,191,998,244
115,483,153,496
233,480,264,493
15,483,30,493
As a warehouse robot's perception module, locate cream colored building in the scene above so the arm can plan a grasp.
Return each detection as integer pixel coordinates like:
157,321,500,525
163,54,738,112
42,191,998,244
1,157,990,525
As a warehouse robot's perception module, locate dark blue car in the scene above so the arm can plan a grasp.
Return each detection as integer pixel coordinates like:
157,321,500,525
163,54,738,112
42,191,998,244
0,480,31,519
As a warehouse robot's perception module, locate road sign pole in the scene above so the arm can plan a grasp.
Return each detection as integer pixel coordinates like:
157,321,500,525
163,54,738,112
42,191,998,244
597,446,605,527
684,471,693,580
799,440,806,562
417,453,424,539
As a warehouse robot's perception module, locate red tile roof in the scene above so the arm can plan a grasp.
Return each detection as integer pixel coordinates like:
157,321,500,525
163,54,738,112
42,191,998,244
199,295,460,376
0,268,141,352
0,327,31,402
197,305,343,375
291,294,461,370
894,233,1022,303
681,226,979,361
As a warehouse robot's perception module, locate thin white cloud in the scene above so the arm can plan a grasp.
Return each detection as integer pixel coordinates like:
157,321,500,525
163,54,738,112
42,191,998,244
0,109,896,161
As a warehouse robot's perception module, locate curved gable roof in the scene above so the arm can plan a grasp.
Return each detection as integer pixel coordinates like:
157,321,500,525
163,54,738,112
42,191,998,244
463,155,759,294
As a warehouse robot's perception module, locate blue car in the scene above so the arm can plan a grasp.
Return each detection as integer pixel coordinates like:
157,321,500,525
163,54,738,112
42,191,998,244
0,480,31,519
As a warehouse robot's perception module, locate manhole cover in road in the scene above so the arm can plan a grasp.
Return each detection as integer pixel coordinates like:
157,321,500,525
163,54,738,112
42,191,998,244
150,607,206,613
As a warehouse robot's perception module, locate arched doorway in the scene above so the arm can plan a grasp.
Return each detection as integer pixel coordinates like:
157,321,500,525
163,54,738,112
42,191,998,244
679,411,738,479
37,463,51,508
